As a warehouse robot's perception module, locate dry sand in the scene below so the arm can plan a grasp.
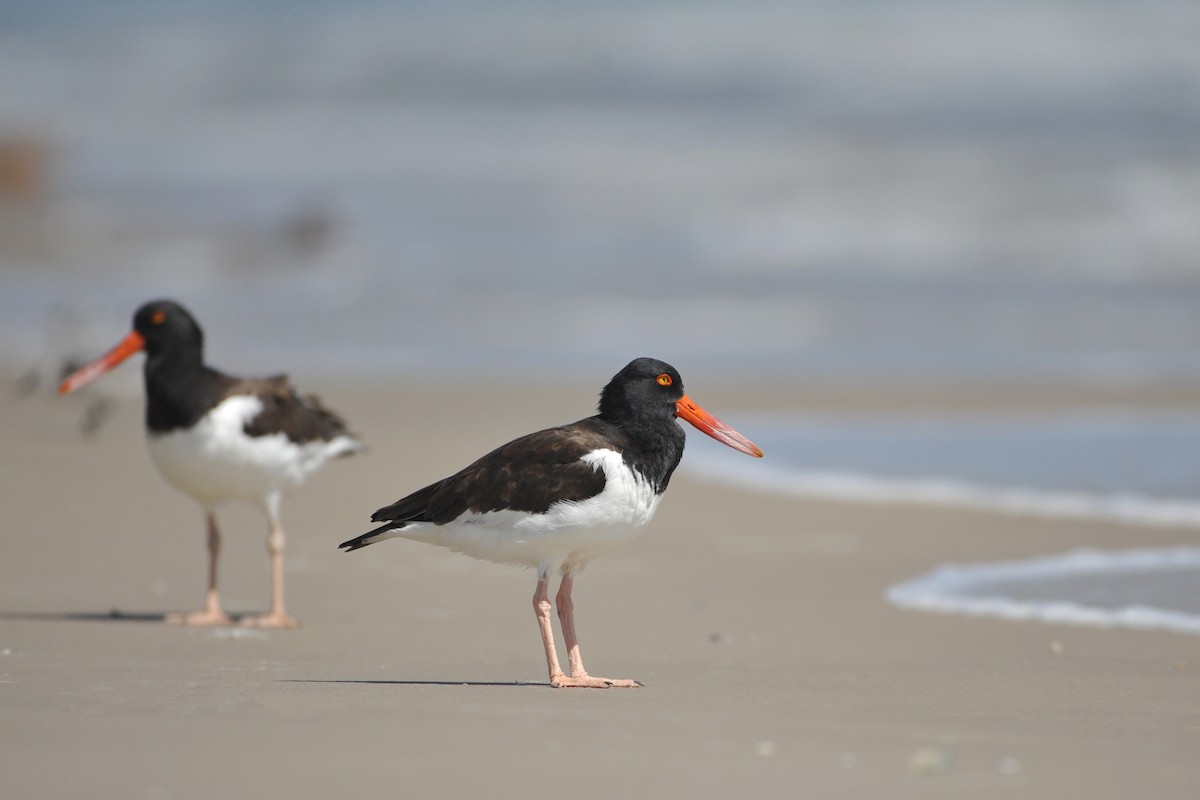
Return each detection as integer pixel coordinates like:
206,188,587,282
2,374,1199,799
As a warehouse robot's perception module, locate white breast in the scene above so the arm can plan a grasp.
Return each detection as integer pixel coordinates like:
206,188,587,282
146,395,359,509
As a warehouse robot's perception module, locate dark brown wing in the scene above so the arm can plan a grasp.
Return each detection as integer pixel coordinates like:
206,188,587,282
373,417,619,525
238,374,355,444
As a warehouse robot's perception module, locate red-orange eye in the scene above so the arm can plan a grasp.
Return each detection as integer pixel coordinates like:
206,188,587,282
656,373,673,386
150,310,166,325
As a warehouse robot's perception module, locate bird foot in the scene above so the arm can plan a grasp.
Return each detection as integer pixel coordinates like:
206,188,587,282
549,672,642,689
164,609,235,626
239,612,300,629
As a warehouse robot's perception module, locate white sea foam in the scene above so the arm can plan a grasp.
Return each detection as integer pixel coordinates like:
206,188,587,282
685,459,1200,530
886,548,1200,636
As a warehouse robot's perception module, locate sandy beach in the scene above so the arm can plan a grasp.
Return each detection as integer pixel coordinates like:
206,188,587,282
4,2,1200,796
3,375,1199,799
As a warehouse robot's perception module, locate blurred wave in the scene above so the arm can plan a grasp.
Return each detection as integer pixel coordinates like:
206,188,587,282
888,547,1200,636
684,410,1200,526
3,0,1200,383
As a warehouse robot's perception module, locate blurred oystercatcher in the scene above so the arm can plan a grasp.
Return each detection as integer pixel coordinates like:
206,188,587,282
60,300,362,628
340,357,762,688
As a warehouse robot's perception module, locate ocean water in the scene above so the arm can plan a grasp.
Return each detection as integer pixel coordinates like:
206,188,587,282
3,0,1200,384
685,411,1200,527
685,412,1200,635
4,1,1200,633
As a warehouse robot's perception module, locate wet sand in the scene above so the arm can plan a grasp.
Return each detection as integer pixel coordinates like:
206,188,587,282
2,375,1199,799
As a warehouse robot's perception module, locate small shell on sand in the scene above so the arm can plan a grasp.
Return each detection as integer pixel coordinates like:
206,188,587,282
908,746,955,776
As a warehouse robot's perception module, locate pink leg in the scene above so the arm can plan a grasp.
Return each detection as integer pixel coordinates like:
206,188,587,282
242,494,299,629
543,570,640,689
166,512,233,626
533,573,569,685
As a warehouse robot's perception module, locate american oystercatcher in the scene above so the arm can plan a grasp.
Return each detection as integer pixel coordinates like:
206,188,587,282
340,357,762,688
59,300,362,628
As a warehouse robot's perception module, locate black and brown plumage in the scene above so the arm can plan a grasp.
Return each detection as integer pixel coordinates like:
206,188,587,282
60,299,362,628
341,357,762,687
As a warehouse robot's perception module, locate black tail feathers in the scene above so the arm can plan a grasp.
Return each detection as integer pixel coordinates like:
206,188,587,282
338,520,398,552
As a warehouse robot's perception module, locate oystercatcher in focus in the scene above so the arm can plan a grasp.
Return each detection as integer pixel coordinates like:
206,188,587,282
340,357,762,687
60,300,362,628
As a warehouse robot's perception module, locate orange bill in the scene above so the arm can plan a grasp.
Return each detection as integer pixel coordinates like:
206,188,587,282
58,330,146,394
675,394,764,458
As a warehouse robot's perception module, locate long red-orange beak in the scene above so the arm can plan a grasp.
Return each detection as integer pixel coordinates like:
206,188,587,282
58,330,146,394
675,394,764,458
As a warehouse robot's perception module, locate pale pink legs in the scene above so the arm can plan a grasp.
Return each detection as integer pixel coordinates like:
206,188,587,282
533,574,562,681
167,497,299,629
165,512,233,626
242,493,299,629
532,570,640,689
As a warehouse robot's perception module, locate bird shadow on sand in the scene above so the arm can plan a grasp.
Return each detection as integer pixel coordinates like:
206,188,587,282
0,609,275,625
0,609,169,623
279,678,547,689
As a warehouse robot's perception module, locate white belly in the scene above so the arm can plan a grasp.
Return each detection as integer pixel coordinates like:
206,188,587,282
146,395,358,508
397,449,663,573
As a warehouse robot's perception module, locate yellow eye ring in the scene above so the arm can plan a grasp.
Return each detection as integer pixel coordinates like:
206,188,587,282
656,373,673,386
